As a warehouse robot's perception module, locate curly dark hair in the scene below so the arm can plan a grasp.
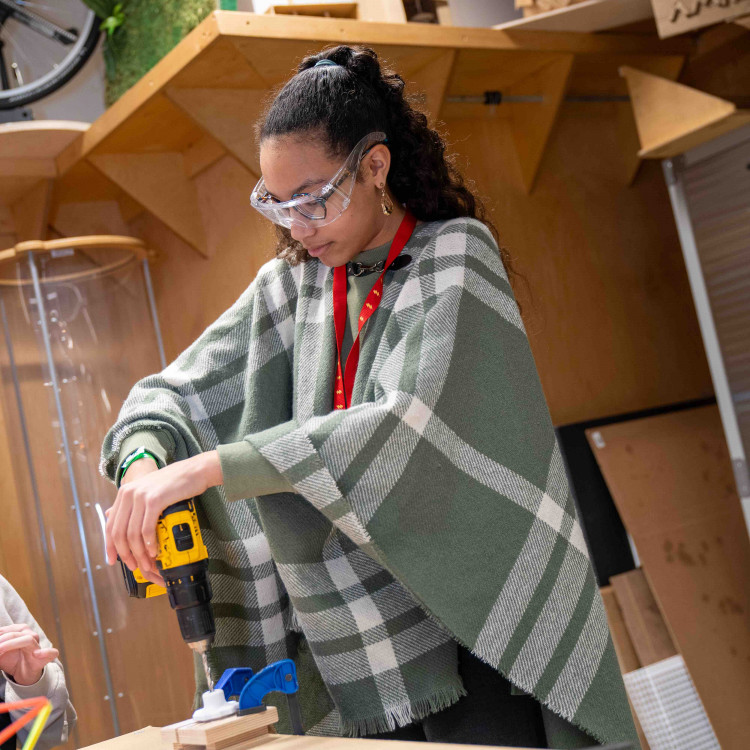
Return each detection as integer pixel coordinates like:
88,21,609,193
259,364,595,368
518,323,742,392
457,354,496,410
257,45,513,278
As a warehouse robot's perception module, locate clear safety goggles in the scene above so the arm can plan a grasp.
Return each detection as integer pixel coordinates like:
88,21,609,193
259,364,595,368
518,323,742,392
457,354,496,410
250,131,387,229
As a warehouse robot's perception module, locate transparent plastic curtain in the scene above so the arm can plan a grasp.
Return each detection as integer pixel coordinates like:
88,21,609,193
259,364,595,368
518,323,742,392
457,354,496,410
0,246,193,746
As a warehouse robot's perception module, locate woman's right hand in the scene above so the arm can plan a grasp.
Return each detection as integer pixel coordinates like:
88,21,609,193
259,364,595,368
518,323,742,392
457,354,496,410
109,458,165,586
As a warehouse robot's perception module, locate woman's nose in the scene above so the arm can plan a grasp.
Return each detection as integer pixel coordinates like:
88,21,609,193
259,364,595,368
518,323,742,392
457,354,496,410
289,220,316,242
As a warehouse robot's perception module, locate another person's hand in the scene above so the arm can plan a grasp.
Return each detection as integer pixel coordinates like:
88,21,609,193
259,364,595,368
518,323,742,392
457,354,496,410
105,452,223,579
0,624,59,686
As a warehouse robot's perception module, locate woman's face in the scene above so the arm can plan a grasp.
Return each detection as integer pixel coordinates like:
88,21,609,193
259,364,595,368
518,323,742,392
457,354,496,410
259,134,391,268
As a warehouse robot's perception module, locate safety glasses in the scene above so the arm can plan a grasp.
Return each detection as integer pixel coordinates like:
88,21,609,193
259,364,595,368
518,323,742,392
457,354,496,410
250,131,387,229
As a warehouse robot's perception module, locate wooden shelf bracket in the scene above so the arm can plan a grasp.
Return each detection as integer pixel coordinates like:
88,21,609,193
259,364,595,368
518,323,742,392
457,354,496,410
88,152,210,258
507,53,574,193
620,65,750,158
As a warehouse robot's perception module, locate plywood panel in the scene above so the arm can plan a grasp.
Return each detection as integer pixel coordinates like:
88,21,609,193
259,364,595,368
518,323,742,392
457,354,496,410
11,180,53,241
92,94,207,157
172,36,271,90
0,122,88,160
586,405,750,750
52,201,130,238
402,49,456,125
166,88,266,176
445,105,713,425
87,727,522,750
89,153,208,257
129,161,276,361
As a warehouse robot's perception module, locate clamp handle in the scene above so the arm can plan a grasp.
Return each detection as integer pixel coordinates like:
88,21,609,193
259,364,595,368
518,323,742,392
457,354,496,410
216,660,303,735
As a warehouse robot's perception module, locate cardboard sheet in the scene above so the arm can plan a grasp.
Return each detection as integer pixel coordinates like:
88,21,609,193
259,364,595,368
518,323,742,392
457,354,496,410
586,405,750,750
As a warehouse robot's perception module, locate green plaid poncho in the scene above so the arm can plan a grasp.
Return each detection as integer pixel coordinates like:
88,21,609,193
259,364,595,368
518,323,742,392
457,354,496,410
101,218,636,745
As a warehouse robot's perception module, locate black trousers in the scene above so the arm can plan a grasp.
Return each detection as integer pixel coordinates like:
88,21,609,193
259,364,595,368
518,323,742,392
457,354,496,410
366,646,548,747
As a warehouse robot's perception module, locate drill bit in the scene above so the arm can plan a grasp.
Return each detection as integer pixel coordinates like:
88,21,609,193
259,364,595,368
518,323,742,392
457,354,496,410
189,639,214,692
202,650,214,692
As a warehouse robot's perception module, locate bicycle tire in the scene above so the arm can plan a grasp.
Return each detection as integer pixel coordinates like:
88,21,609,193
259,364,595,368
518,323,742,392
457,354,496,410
0,10,101,109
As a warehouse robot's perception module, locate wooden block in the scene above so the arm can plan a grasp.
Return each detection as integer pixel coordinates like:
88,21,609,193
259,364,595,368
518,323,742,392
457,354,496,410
601,586,641,674
601,586,651,750
161,707,279,750
161,719,194,745
611,568,677,667
206,726,272,750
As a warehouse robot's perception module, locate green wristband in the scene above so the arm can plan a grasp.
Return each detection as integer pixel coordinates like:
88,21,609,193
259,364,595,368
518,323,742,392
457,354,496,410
118,447,161,484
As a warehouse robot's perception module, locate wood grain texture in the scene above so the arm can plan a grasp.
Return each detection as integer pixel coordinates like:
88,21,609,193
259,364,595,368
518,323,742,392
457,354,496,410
610,569,677,666
601,586,641,674
165,88,265,177
506,54,573,192
600,586,650,750
620,66,750,158
445,108,712,424
10,179,53,242
162,707,278,748
89,153,209,257
586,405,750,750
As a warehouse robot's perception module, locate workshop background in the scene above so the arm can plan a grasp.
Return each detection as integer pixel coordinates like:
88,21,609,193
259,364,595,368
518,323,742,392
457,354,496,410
0,1,748,749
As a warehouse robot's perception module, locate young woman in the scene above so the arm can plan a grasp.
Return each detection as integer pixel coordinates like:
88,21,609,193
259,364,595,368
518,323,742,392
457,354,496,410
101,46,636,748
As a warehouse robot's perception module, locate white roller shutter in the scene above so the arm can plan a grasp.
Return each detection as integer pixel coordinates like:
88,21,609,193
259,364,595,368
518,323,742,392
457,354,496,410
663,126,750,534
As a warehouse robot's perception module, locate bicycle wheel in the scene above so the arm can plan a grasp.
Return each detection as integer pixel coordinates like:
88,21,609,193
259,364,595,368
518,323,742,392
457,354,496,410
0,0,101,109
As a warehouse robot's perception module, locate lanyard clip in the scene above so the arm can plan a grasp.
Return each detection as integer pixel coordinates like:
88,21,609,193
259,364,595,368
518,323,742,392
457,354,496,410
347,259,386,277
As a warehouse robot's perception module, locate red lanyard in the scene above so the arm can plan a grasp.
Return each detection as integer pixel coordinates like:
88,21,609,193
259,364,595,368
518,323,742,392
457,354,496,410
333,212,416,410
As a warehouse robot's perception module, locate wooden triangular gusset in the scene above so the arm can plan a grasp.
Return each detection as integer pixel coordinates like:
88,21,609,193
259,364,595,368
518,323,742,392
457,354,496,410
620,66,749,158
88,152,209,257
165,87,268,177
506,53,574,194
404,49,456,126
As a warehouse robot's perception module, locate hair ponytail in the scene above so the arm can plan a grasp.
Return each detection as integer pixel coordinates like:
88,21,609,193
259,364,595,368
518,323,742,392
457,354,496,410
258,45,514,281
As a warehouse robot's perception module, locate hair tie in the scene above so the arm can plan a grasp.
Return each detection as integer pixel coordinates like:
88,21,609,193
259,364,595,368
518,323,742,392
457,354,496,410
314,59,339,68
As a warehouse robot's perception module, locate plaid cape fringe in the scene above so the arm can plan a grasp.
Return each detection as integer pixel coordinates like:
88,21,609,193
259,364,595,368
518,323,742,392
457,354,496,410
101,218,637,745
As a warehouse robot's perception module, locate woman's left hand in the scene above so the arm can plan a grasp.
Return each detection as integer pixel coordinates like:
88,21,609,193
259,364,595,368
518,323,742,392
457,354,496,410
105,451,223,577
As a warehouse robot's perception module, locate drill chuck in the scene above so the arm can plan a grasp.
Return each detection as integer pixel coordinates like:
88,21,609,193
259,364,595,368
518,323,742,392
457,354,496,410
162,559,215,645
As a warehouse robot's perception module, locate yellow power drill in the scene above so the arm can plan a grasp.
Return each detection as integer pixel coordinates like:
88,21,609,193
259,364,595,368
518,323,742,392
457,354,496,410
119,499,215,685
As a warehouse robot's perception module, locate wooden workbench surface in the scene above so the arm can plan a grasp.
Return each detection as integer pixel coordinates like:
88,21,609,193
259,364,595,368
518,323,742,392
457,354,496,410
80,726,522,750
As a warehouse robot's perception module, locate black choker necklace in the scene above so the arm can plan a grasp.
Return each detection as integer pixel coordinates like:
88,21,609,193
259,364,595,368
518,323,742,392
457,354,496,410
347,254,412,277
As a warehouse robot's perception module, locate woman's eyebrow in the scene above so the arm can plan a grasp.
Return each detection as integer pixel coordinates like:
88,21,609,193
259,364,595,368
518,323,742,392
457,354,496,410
266,176,327,201
293,176,327,194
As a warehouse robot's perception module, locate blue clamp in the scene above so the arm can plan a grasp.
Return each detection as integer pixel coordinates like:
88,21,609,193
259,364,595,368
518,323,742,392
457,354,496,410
216,659,303,735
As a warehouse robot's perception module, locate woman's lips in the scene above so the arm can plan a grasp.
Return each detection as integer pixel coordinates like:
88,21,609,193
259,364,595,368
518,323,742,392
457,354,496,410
306,242,331,258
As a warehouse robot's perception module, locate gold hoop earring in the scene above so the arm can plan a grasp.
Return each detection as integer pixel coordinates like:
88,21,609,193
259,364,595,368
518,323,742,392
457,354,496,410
381,185,393,216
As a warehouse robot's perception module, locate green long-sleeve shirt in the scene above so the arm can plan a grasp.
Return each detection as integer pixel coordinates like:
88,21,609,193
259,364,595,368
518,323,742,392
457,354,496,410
117,241,393,497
